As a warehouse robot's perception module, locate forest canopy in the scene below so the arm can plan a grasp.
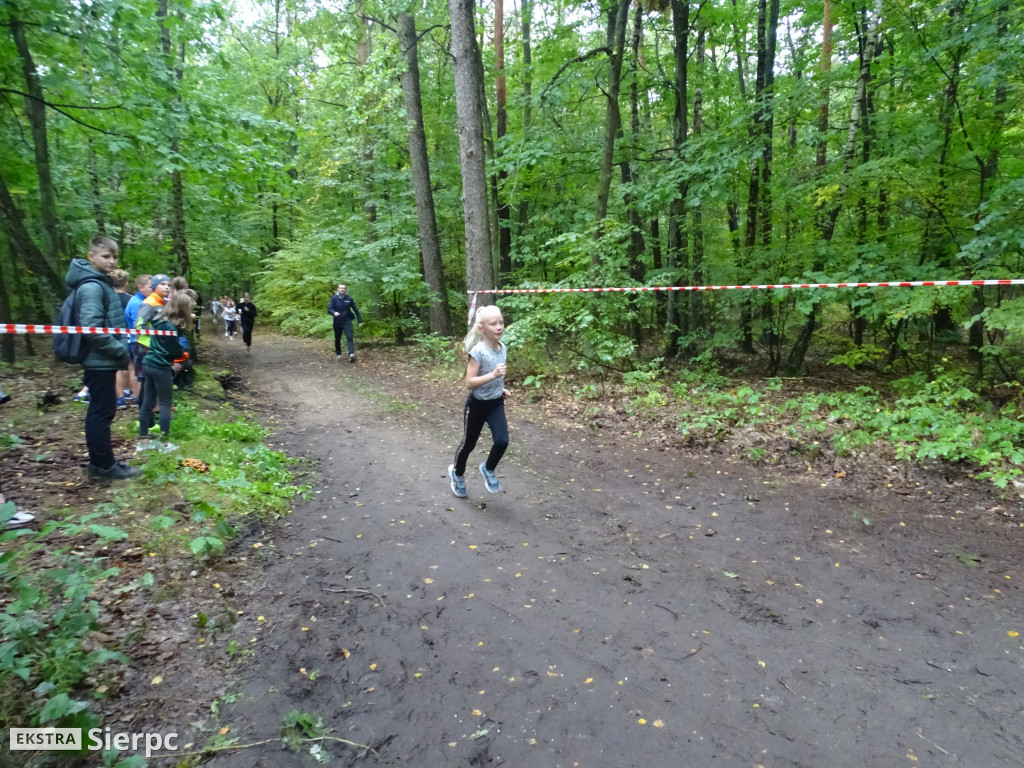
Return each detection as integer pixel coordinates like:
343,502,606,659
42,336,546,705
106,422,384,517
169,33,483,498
1,0,1021,380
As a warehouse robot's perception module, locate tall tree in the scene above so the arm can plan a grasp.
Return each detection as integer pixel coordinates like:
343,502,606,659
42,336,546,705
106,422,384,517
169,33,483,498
594,0,631,243
516,0,533,244
787,0,885,374
494,0,512,278
9,13,64,272
665,0,689,355
157,0,190,278
398,10,451,335
448,0,495,302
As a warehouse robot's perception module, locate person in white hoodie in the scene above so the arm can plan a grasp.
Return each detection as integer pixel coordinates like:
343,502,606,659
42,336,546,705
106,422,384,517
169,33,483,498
221,299,239,340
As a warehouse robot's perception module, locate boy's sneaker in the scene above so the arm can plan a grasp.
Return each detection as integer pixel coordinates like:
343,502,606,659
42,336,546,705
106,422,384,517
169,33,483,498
116,397,127,409
88,462,142,481
448,464,467,498
73,392,90,403
349,355,356,363
479,463,501,493
6,510,35,527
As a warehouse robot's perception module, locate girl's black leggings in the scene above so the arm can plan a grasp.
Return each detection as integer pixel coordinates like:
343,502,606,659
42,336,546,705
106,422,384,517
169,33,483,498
453,394,508,477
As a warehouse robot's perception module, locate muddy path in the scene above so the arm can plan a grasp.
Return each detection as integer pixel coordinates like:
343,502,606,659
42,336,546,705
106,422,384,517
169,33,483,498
200,331,1022,768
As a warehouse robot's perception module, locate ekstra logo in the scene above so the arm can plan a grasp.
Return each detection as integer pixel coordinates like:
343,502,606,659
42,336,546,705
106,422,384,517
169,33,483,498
9,728,83,750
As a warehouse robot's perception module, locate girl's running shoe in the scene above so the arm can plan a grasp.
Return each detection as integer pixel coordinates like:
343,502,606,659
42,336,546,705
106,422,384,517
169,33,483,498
479,463,501,493
448,464,467,498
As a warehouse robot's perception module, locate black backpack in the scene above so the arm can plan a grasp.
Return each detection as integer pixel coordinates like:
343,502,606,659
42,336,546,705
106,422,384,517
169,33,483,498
53,277,108,364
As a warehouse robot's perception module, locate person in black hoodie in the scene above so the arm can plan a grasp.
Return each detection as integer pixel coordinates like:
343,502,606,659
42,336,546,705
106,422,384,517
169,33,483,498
65,235,140,480
238,293,258,351
328,283,363,362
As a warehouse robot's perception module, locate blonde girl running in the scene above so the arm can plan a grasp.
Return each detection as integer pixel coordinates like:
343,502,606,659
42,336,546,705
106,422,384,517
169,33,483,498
448,305,510,497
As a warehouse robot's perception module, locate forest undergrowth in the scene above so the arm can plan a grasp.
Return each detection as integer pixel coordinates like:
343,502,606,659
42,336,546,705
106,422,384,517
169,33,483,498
0,356,305,766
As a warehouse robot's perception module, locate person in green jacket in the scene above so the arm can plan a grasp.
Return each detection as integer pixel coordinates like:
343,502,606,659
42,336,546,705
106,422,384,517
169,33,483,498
65,235,140,480
137,292,194,453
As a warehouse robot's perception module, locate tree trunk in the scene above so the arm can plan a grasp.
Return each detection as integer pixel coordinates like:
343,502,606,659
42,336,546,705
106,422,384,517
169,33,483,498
515,0,532,248
664,0,690,356
10,15,64,271
473,26,500,281
787,0,885,374
158,0,190,279
689,23,706,335
494,0,512,278
0,170,63,307
87,138,106,234
358,4,377,234
448,0,495,302
593,0,631,252
967,0,1009,374
620,3,647,341
0,240,15,363
816,0,833,171
398,12,451,336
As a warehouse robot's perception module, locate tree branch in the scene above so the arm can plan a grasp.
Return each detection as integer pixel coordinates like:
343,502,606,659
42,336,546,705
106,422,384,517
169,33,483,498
0,88,121,110
540,46,612,107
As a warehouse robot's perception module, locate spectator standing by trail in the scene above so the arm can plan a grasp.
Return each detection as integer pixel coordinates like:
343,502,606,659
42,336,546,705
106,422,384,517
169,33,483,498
124,274,152,402
110,269,132,409
137,292,193,453
134,274,171,387
238,293,258,351
448,305,510,497
66,235,140,480
328,283,363,362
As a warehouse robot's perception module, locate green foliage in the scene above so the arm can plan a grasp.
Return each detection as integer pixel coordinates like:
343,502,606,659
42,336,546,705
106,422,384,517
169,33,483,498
129,399,303,524
675,371,1023,487
410,332,458,367
0,512,131,732
814,374,1024,487
281,709,330,762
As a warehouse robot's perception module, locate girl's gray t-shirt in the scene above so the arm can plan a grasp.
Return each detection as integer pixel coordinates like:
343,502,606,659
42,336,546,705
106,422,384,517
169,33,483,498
469,341,506,400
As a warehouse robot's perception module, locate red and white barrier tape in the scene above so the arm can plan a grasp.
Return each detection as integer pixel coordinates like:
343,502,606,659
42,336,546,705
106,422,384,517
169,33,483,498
0,324,179,336
472,278,1024,296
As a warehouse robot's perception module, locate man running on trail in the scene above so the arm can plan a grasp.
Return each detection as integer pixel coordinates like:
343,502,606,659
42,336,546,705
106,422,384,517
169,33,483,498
238,293,258,351
328,283,363,363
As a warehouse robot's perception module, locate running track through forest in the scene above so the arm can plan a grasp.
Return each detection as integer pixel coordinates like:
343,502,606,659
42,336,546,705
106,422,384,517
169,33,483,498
201,330,1023,768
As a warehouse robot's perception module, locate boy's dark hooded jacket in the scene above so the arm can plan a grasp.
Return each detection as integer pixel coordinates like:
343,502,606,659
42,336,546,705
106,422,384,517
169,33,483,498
64,259,130,370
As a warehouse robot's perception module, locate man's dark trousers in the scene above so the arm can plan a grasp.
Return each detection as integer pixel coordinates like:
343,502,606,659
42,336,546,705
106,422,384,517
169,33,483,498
83,369,117,468
334,319,354,356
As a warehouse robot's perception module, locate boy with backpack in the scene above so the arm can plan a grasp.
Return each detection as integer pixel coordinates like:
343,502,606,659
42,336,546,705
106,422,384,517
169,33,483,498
63,235,141,480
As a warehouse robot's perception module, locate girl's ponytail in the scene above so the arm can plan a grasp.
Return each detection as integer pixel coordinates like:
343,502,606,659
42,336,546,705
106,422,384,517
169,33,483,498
463,305,500,353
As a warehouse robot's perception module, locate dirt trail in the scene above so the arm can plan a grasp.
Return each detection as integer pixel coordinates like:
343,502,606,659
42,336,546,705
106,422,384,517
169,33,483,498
201,331,1022,768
